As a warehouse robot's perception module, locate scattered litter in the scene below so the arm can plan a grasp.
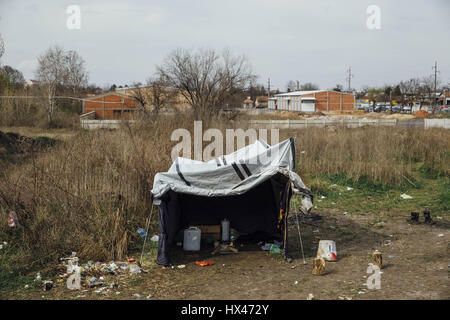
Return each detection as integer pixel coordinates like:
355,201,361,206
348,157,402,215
43,280,53,291
94,287,107,294
320,196,326,199
177,264,186,269
2,241,6,245
358,291,365,294
150,235,159,242
129,264,141,274
146,294,153,299
372,251,382,268
316,240,337,261
312,258,326,276
343,212,348,215
400,193,413,199
313,229,320,233
438,234,444,237
307,293,315,300
261,242,282,254
24,285,29,289
330,184,337,188
294,281,299,285
195,260,213,267
35,273,41,281
388,255,395,259
76,295,86,298
346,187,353,191
136,227,148,238
8,211,18,228
300,151,306,154
0,245,2,250
133,293,144,298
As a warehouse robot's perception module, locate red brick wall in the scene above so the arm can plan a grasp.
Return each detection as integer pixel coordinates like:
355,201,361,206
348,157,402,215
83,93,140,119
313,91,354,111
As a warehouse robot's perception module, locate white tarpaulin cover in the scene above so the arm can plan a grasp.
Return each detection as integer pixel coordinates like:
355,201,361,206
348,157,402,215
151,138,313,212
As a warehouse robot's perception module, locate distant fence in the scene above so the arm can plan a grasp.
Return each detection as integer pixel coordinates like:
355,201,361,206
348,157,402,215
80,119,135,130
248,119,397,129
424,119,450,129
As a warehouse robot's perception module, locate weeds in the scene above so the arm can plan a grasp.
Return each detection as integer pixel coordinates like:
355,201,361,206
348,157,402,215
0,115,449,276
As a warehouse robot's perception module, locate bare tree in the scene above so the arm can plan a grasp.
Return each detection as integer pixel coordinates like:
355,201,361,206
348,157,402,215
35,46,88,126
65,50,88,96
0,33,4,64
130,75,177,115
299,82,319,91
417,76,435,110
286,80,297,92
1,66,25,88
157,48,256,118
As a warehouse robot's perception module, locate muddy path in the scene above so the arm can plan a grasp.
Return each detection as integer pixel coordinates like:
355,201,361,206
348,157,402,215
5,209,448,300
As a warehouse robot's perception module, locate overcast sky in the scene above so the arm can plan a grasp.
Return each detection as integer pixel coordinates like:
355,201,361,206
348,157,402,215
1,0,449,90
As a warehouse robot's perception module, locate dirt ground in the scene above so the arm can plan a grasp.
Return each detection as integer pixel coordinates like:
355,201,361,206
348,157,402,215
5,207,448,300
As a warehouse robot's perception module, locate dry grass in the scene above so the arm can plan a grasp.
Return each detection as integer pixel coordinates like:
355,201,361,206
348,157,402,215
0,114,449,272
288,126,449,187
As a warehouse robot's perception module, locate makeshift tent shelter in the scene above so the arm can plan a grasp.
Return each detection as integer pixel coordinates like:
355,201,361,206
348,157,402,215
151,138,313,266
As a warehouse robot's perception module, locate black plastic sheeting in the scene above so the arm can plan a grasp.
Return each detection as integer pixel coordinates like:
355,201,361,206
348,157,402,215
156,173,291,266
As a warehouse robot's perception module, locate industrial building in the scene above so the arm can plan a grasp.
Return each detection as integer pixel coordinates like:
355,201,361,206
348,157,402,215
82,92,140,120
268,90,355,112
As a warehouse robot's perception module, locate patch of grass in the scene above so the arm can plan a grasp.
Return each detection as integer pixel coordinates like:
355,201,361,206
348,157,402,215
436,181,450,211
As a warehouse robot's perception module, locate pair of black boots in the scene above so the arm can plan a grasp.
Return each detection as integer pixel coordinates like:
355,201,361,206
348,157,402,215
410,210,433,224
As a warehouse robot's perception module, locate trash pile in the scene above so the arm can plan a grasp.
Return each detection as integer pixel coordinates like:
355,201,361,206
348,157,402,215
0,241,7,250
413,110,430,118
37,251,147,293
261,240,283,254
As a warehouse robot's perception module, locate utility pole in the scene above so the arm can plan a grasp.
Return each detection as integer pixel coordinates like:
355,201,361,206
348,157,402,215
346,67,353,93
432,61,439,111
267,78,271,100
296,80,300,91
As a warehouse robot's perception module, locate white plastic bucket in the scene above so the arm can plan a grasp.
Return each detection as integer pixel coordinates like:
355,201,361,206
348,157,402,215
221,219,230,241
183,227,201,251
316,240,337,261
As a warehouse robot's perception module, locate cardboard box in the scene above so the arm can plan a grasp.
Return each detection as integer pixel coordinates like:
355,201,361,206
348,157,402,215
196,225,221,240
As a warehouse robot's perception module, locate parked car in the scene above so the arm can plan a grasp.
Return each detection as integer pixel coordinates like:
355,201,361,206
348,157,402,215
357,105,366,111
402,105,412,114
391,105,401,113
374,105,383,112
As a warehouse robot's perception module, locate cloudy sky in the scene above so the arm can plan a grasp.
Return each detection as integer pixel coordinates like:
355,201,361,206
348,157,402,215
1,0,449,90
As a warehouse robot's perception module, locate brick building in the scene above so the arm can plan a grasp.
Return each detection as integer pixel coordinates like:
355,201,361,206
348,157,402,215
268,90,355,112
82,92,141,119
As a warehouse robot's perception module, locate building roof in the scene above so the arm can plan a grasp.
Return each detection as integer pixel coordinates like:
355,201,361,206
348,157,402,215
82,92,135,101
274,90,350,97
